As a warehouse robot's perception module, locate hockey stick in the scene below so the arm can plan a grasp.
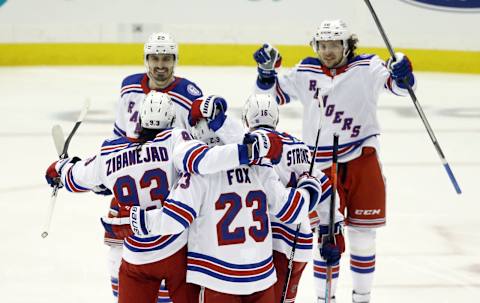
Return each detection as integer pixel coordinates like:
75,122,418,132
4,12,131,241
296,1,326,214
363,0,461,194
280,90,325,303
324,133,339,303
52,125,65,156
41,99,91,238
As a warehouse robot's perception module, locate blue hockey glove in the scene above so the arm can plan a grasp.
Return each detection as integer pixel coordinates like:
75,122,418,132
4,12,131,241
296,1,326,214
253,43,282,80
387,52,414,89
318,223,345,266
243,130,283,163
189,95,227,131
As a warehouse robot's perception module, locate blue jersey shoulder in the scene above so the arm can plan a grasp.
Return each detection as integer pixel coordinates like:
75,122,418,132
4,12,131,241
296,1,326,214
101,136,131,148
172,78,203,101
121,73,145,88
351,54,376,63
300,57,322,66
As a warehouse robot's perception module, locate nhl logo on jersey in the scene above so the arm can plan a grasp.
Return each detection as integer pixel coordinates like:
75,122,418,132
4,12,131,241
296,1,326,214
187,84,202,97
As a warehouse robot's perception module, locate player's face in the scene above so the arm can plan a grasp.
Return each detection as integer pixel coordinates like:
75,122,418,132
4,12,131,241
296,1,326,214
316,40,345,68
147,54,175,82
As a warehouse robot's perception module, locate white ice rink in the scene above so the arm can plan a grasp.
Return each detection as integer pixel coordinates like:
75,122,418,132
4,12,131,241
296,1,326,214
0,66,479,303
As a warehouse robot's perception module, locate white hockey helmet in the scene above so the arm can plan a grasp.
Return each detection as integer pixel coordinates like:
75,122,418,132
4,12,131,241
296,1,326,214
144,32,179,68
190,119,221,147
243,93,279,129
311,19,352,56
139,91,175,129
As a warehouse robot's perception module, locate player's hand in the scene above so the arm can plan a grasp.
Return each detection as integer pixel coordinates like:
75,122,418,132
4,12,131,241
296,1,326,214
189,95,228,130
100,216,133,239
244,130,283,163
45,157,81,188
318,223,345,266
297,173,322,211
253,43,282,80
92,184,112,196
387,52,414,88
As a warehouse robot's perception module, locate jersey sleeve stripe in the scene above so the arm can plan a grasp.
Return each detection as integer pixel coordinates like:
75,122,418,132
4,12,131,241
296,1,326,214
124,233,181,252
183,144,209,174
277,189,305,224
163,199,197,227
64,167,90,193
271,222,313,250
319,176,332,203
275,82,290,105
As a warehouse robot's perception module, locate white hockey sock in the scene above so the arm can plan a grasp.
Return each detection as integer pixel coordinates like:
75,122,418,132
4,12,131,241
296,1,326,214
348,227,376,301
108,245,123,301
313,257,340,300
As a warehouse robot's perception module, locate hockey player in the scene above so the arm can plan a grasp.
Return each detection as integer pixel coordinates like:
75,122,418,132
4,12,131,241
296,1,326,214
242,93,344,303
188,93,345,302
108,32,204,302
114,113,326,303
45,91,283,303
114,32,203,138
252,20,417,303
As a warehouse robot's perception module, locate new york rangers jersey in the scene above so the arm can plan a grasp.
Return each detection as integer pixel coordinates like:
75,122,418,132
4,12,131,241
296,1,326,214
144,164,312,295
215,122,342,262
58,128,249,265
114,73,203,139
262,129,343,263
255,54,416,169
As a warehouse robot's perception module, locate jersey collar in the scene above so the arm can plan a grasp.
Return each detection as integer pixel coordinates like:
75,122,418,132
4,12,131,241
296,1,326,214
141,74,182,94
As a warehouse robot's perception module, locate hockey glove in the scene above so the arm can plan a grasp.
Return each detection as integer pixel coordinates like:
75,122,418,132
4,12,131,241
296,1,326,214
189,95,228,131
297,173,322,212
318,223,345,266
100,216,133,239
130,206,150,237
45,157,81,188
253,43,282,80
244,130,283,163
387,52,414,89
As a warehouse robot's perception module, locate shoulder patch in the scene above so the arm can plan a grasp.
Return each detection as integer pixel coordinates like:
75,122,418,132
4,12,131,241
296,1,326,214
187,84,202,97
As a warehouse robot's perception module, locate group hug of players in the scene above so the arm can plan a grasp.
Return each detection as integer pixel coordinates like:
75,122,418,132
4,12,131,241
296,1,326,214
45,19,416,303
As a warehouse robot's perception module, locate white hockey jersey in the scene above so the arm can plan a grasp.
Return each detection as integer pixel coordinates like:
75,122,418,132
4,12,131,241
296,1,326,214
114,73,203,139
255,54,416,169
58,128,250,265
262,129,343,262
144,164,312,295
215,121,342,262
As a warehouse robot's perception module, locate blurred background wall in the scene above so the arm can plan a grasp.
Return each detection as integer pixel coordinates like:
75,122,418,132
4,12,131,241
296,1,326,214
0,0,479,72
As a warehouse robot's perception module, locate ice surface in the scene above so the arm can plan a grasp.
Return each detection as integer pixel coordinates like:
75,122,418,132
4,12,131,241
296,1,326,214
0,66,478,302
